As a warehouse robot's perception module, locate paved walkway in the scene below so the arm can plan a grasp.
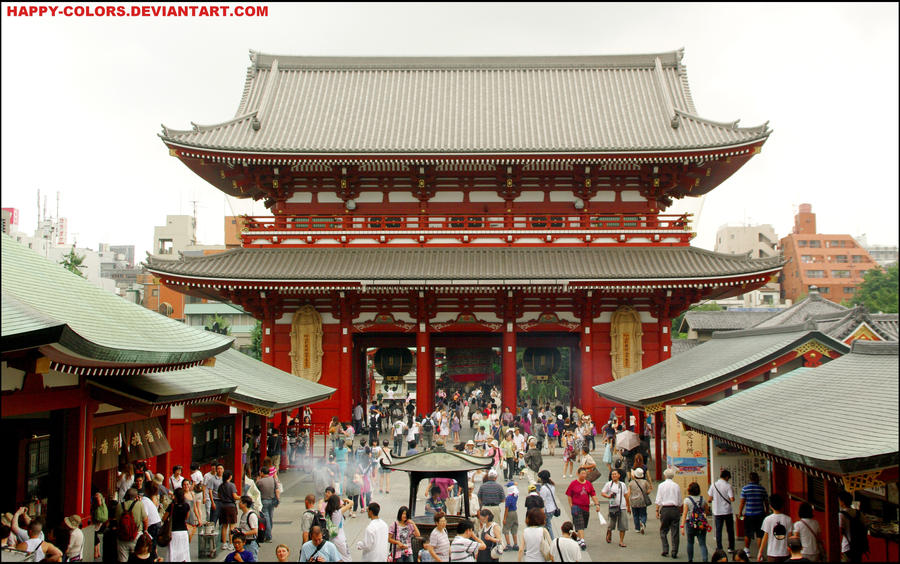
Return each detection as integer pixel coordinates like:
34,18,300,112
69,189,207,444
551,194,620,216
85,426,716,562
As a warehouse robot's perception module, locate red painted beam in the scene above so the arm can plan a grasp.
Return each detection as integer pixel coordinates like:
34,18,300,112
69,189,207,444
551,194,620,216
2,386,85,417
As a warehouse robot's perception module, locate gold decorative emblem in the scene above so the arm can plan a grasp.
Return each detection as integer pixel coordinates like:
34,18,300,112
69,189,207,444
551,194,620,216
290,305,324,382
842,470,884,493
644,402,665,414
611,306,643,380
793,340,831,357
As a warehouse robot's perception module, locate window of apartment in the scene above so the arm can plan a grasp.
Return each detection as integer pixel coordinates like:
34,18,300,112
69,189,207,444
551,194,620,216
806,270,825,278
158,238,173,254
835,255,848,263
798,240,808,247
801,255,814,263
832,270,851,278
808,240,821,248
831,240,845,248
858,270,868,278
852,255,866,263
818,287,830,294
762,295,774,305
151,288,159,296
844,287,856,294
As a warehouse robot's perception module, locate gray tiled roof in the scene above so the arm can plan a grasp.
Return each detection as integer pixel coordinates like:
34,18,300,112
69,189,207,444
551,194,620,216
810,307,899,342
677,340,899,475
1,292,66,351
593,324,850,407
671,339,701,356
160,50,770,154
145,246,785,283
679,310,776,332
871,314,899,340
1,234,232,366
752,289,846,328
90,348,335,414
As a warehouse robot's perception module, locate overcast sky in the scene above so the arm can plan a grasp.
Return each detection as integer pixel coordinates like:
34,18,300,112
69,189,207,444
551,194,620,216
2,3,897,260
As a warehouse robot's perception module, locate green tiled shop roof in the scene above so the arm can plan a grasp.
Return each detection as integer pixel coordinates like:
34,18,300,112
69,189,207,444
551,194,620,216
1,234,232,366
146,246,785,283
91,348,335,414
593,323,850,408
677,340,898,475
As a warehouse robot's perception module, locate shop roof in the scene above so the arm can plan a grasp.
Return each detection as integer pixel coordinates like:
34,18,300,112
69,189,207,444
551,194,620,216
752,287,846,328
593,323,850,408
678,310,776,333
161,50,770,155
1,234,232,367
677,340,899,475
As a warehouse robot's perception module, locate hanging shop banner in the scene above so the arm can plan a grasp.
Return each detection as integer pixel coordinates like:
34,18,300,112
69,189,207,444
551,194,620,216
93,424,124,471
125,418,172,462
666,405,710,496
709,440,771,518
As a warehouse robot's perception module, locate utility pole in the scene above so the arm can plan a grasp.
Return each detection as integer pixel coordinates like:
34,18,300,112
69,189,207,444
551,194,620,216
190,199,199,246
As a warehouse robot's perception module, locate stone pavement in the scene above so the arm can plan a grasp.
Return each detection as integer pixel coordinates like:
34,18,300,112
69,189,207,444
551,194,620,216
85,426,716,562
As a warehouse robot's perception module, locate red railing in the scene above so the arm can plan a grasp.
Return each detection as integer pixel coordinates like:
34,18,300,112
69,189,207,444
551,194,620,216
240,213,693,246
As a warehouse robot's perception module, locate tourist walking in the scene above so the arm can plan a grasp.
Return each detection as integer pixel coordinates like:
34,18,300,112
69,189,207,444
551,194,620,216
423,512,450,562
601,468,631,547
627,467,651,534
791,502,822,562
518,508,552,562
217,470,240,552
324,492,353,561
739,471,770,557
164,487,192,562
503,481,520,551
680,481,710,563
524,438,542,485
565,467,601,550
758,494,792,562
537,470,560,540
477,470,507,526
388,506,420,563
656,468,682,558
378,440,393,493
562,432,576,478
708,469,736,555
552,522,583,562
450,520,487,562
202,464,224,528
115,488,148,562
256,466,280,543
299,525,341,562
476,508,502,562
355,502,388,561
235,495,260,560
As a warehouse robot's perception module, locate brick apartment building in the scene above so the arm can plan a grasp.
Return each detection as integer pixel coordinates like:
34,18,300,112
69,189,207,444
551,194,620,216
780,203,877,304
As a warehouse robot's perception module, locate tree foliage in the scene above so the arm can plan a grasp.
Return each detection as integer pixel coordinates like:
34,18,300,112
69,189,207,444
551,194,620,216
59,247,86,277
204,314,231,335
670,302,724,339
246,320,262,360
851,263,899,313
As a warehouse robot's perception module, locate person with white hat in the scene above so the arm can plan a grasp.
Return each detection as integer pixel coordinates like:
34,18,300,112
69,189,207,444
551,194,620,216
477,470,506,526
627,467,652,534
63,515,84,561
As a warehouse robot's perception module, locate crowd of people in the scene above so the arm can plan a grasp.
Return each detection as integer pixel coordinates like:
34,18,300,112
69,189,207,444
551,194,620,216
2,384,867,562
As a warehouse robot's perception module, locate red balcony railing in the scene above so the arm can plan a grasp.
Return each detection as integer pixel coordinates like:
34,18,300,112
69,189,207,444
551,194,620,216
239,213,693,246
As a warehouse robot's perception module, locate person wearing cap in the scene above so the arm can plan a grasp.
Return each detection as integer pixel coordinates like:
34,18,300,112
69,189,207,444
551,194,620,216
524,483,545,513
63,514,84,561
477,470,506,526
464,440,476,456
627,466,652,534
523,437,542,486
502,481,520,551
758,493,792,562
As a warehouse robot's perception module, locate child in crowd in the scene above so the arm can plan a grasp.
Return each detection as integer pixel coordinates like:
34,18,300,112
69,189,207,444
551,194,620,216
503,481,520,551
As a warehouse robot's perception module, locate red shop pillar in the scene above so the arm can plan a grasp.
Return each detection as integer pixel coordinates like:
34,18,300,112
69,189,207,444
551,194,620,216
501,320,517,414
156,409,174,480
258,415,268,470
416,322,433,416
579,322,594,419
338,297,353,422
232,410,244,476
279,415,288,471
822,477,842,563
654,411,663,481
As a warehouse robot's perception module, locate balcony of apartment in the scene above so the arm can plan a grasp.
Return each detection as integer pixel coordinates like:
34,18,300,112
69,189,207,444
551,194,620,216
238,212,694,247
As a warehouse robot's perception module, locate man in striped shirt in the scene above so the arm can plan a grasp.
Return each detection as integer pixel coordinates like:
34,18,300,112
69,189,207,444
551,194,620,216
738,472,770,557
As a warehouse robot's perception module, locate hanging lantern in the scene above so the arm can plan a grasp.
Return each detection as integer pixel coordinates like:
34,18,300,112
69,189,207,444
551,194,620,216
374,348,413,381
523,348,561,380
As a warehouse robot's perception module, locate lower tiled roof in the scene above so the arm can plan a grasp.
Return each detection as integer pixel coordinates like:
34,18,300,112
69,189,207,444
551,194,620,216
146,246,784,283
680,310,776,332
677,341,899,475
594,324,850,407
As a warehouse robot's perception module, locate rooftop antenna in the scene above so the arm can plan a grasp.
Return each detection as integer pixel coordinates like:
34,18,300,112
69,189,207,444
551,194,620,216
36,189,41,224
190,199,199,245
56,191,60,223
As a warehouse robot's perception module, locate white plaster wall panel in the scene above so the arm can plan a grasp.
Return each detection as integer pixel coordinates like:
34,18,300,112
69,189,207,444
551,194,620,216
388,239,418,245
356,192,384,203
553,238,583,244
521,310,579,323
349,239,380,245
355,311,416,324
640,311,658,323
1,362,25,391
317,192,343,203
513,238,544,244
431,191,465,203
515,191,545,202
620,190,646,202
281,239,307,245
427,238,462,245
313,239,341,245
471,238,506,245
595,312,613,323
276,312,293,324
251,239,272,245
590,192,616,202
469,192,504,202
286,192,313,203
42,370,79,388
320,313,340,324
388,191,418,202
549,191,576,202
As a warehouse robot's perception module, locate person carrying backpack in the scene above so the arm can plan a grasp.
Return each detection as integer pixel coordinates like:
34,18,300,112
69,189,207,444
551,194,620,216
680,481,710,563
422,416,435,450
839,491,869,562
114,488,148,562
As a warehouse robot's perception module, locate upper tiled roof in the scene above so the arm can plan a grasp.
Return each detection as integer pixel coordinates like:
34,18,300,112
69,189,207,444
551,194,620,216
810,307,899,342
671,339,701,356
145,246,785,283
679,310,776,333
677,340,899,475
752,288,847,328
1,234,232,366
2,292,66,351
160,50,770,155
90,348,335,415
593,324,850,407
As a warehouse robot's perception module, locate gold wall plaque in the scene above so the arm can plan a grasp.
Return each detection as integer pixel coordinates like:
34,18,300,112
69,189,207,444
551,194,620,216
610,305,643,380
290,305,324,382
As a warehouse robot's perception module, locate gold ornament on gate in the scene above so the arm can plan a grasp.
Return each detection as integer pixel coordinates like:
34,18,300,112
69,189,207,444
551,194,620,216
290,305,324,382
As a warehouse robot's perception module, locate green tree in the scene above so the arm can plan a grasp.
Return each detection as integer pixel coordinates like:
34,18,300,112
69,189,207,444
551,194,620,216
670,302,723,339
851,263,899,313
246,320,262,360
204,314,231,335
59,247,86,277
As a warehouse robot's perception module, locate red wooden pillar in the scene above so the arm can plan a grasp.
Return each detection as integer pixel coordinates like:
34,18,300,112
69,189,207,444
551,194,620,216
64,389,91,518
416,322,433,415
258,415,268,469
156,409,174,479
653,411,663,480
262,316,275,366
501,320,517,414
279,415,288,471
232,411,244,476
823,477,842,562
339,296,353,422
579,321,594,419
772,459,788,495
83,401,96,518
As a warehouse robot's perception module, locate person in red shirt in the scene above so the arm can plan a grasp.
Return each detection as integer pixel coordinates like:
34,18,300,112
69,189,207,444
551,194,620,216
565,467,602,549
